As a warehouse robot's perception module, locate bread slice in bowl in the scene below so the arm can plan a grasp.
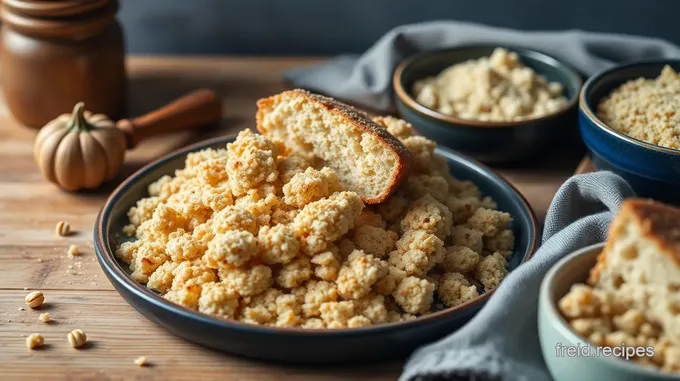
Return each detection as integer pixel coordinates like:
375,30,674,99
589,198,680,344
256,89,413,204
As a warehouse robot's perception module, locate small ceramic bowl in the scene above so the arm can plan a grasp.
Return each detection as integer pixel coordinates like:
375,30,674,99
580,60,680,204
95,135,538,364
539,243,676,381
393,45,583,164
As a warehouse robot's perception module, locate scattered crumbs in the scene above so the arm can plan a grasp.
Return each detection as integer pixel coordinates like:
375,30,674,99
38,313,51,323
23,287,28,290
68,245,80,257
7,320,11,322
18,307,24,311
68,282,73,285
26,333,45,349
134,356,148,367
37,258,43,263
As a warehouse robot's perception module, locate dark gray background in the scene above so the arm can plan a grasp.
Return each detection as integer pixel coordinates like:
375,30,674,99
118,0,676,55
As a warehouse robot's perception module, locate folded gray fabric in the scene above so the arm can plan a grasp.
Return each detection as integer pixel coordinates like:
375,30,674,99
284,21,680,113
400,171,635,381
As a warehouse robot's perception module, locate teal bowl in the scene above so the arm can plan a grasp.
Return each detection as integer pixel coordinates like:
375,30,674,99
538,243,676,381
95,134,538,364
393,45,583,164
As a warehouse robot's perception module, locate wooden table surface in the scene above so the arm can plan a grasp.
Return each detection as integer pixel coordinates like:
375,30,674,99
0,56,584,380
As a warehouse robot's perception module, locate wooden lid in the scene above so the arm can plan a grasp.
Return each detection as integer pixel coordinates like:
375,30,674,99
0,0,118,38
2,0,111,18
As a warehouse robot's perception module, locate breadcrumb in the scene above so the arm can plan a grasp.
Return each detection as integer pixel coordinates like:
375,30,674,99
393,276,435,314
226,129,279,196
442,245,481,273
388,230,444,276
134,356,148,366
438,272,479,307
400,194,453,239
336,250,389,300
283,167,341,207
118,125,515,329
292,191,364,255
474,253,508,291
465,208,512,237
204,230,258,268
352,225,398,258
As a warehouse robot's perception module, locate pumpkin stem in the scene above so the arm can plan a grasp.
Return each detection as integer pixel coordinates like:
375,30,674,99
69,102,92,132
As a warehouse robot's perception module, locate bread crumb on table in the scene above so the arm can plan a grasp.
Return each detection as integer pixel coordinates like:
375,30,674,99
67,245,80,257
116,110,515,329
134,356,148,366
26,333,44,349
38,313,51,323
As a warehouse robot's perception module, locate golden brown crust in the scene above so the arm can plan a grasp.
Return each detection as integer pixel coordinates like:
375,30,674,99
256,89,413,204
588,198,680,285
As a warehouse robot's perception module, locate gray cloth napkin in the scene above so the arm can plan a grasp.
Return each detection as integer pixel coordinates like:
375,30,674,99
284,20,680,113
400,171,635,381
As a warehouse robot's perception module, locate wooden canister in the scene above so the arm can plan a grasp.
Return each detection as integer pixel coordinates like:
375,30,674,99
0,0,126,128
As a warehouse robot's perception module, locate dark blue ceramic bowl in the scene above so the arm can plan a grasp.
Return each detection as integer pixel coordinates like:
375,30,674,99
580,60,680,203
94,135,538,364
393,45,583,164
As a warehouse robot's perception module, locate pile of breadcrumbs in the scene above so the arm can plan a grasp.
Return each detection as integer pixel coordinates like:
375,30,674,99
116,116,515,329
413,48,568,122
597,65,680,150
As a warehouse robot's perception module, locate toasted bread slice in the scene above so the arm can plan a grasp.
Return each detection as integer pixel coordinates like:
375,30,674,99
589,198,680,287
588,198,680,345
256,89,413,204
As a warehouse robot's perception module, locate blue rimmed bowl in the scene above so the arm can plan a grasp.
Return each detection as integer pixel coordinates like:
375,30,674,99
393,45,583,164
94,135,538,364
580,60,680,204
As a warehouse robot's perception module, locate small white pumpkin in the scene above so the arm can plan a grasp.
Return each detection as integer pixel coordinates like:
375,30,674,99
33,102,127,191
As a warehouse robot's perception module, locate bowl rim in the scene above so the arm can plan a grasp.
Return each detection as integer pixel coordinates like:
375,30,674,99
540,242,678,379
95,134,539,337
392,44,582,128
579,59,680,156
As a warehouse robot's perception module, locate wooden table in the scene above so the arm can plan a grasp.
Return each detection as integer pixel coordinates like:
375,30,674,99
0,56,584,380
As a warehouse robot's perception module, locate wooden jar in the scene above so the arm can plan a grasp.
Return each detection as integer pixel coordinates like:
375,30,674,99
0,0,126,128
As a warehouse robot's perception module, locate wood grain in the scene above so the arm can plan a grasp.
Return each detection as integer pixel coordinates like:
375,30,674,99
0,290,401,381
575,155,596,175
0,56,582,380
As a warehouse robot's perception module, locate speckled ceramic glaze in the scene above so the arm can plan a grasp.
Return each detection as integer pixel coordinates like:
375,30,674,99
539,243,676,381
580,60,680,204
94,135,538,364
393,45,583,164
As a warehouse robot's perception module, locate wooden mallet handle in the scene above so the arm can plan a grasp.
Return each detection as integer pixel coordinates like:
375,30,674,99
117,89,223,149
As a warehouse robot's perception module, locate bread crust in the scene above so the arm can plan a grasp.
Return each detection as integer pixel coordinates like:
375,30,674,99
588,198,680,285
256,89,413,204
